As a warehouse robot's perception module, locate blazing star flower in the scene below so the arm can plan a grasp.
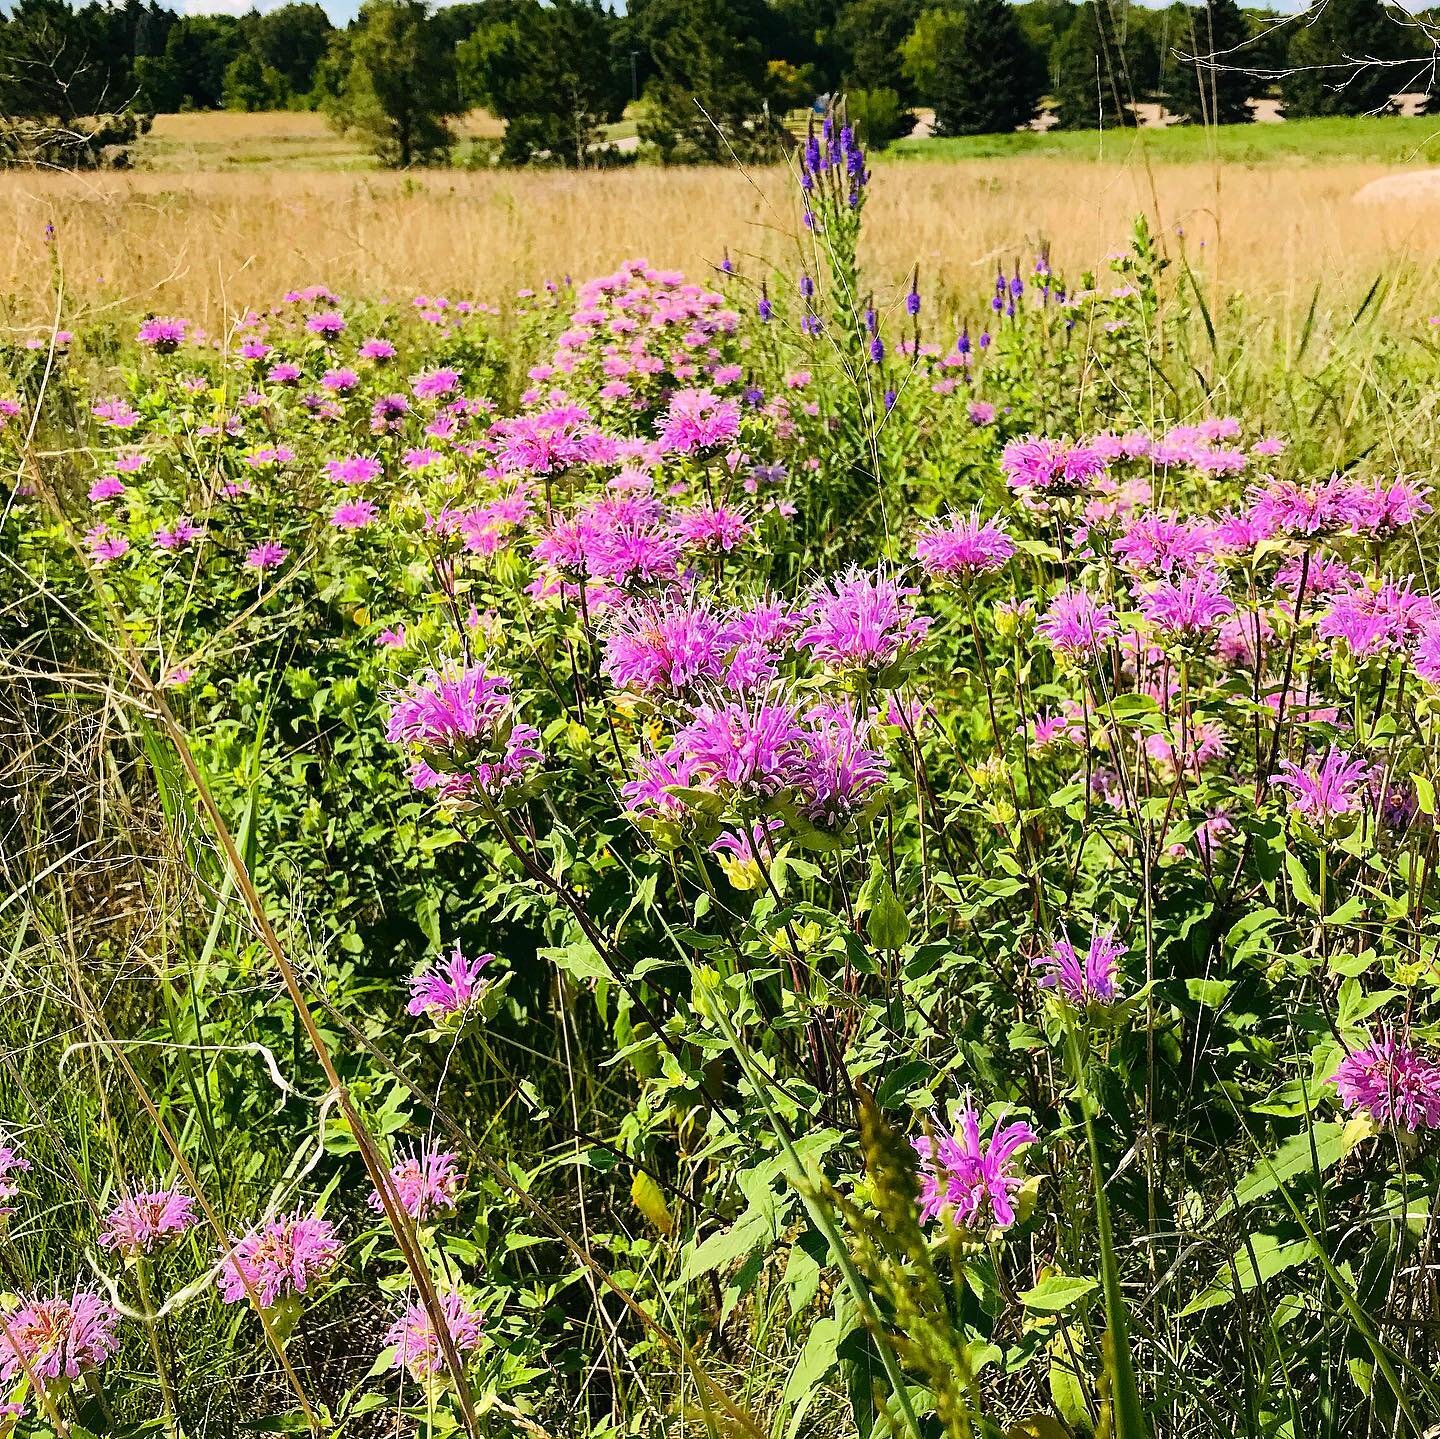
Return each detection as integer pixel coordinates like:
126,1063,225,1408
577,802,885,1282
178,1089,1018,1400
1332,1031,1440,1131
137,317,187,352
369,1146,467,1220
915,511,1014,580
407,947,493,1023
0,1291,120,1382
1032,929,1125,1006
245,541,288,571
1037,590,1117,660
796,568,929,674
1271,745,1370,823
1136,570,1235,637
386,662,540,799
914,1105,1037,1231
0,1141,30,1217
217,1211,341,1308
383,1292,485,1380
330,500,378,531
99,1188,196,1256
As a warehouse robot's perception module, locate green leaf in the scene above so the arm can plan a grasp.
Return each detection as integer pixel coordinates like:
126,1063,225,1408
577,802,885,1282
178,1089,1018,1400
1216,1122,1346,1218
865,877,911,952
1019,1274,1099,1313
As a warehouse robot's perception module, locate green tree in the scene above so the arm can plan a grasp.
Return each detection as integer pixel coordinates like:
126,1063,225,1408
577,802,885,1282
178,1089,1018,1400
1051,0,1138,126
901,0,1045,134
630,0,785,162
222,47,276,112
1166,0,1255,122
0,0,131,123
1281,0,1415,115
457,0,628,166
330,0,460,167
251,3,334,103
832,0,923,100
847,85,913,147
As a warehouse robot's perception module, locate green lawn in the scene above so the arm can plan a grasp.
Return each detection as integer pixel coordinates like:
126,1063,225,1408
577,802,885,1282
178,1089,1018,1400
891,113,1440,165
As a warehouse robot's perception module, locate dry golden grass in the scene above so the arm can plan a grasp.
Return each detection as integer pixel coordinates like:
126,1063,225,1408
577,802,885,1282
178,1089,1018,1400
2,156,1438,333
136,109,507,172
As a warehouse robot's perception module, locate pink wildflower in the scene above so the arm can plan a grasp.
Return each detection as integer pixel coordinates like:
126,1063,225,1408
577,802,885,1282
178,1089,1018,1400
1271,745,1370,823
0,1292,120,1382
218,1211,341,1308
137,317,187,352
1333,1031,1440,1131
370,1146,467,1220
245,542,288,571
1032,929,1124,1006
407,947,493,1023
330,500,378,531
915,511,1015,580
99,1188,196,1256
383,1292,485,1379
1037,590,1117,659
796,567,930,674
914,1105,1037,1231
88,476,125,502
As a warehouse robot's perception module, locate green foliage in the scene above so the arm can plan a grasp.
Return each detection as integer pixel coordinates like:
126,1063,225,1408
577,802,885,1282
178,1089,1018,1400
833,0,925,101
1280,0,1419,116
847,85,914,148
631,0,790,161
456,0,629,166
1165,0,1258,123
901,0,1046,136
329,0,461,168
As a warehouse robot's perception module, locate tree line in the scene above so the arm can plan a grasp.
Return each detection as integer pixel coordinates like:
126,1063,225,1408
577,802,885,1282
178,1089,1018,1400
0,0,1434,168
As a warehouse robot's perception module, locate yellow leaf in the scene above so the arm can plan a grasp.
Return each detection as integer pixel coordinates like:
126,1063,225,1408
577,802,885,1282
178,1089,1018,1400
631,1169,673,1235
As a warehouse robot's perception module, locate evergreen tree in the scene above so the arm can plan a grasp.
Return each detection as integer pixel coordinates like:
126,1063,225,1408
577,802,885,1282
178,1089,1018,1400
457,0,628,166
901,0,1045,135
1281,0,1414,115
1051,0,1135,127
330,0,459,167
1167,0,1255,122
630,0,785,162
251,4,334,102
832,0,923,101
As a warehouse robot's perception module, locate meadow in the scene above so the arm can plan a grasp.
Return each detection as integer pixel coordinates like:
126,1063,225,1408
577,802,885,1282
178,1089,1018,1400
2,113,1440,1439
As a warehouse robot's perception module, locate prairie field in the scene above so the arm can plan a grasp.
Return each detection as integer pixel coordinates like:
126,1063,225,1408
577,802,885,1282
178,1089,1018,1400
4,107,1440,1439
4,141,1440,338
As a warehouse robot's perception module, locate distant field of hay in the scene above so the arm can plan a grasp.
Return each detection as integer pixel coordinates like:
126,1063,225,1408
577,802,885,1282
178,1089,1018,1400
2,135,1439,334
